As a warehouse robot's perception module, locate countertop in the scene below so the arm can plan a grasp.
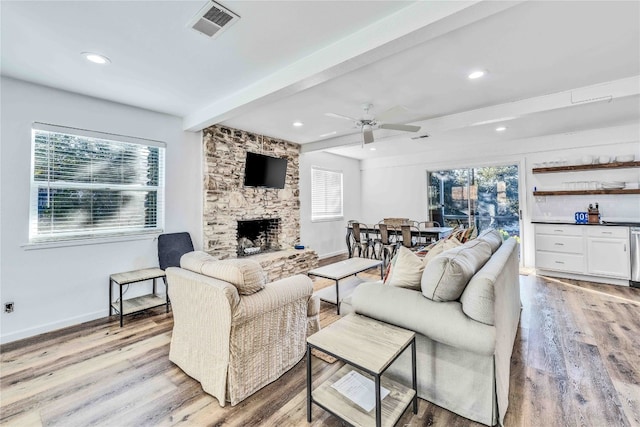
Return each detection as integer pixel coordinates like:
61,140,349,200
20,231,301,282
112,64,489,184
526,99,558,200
532,220,640,227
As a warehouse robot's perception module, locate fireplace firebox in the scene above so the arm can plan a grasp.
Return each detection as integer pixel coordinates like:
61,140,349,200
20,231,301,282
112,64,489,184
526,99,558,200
237,218,280,257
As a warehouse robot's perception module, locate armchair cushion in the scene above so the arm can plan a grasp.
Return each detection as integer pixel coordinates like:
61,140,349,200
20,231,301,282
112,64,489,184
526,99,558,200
181,251,266,295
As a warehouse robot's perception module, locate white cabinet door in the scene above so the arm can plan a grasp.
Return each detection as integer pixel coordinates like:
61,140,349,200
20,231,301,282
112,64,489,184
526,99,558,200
586,237,630,279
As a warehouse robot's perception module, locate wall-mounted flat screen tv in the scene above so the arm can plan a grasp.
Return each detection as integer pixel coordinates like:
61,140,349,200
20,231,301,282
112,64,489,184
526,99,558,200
243,152,288,189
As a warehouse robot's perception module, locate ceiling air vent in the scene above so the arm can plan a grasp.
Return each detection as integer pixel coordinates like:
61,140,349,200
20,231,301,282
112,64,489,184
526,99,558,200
189,1,239,39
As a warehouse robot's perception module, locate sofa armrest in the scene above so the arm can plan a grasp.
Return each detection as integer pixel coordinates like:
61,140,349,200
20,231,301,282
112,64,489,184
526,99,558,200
233,274,313,324
352,282,495,355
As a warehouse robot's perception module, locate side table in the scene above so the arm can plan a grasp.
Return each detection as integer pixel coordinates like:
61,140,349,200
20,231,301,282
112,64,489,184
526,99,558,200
109,268,168,327
307,313,417,427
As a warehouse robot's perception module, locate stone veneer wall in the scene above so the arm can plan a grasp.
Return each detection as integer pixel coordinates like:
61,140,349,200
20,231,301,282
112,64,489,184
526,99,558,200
202,125,301,259
253,248,318,282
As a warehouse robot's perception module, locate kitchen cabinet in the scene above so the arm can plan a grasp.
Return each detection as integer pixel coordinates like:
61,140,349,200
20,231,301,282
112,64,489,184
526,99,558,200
535,224,585,274
586,227,630,279
534,224,630,281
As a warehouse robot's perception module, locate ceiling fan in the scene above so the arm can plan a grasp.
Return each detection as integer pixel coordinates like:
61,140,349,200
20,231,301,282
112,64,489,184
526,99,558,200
325,103,421,144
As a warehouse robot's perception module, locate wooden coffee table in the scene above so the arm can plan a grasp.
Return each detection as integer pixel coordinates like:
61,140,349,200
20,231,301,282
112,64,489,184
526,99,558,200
306,314,417,427
308,257,383,314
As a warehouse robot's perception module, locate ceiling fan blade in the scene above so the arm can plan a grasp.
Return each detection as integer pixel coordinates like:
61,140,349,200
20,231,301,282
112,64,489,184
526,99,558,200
375,105,409,123
325,112,358,122
378,123,421,132
362,128,374,144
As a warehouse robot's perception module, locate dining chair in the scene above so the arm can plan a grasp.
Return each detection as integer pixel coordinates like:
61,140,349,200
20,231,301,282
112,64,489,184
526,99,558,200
400,224,421,250
373,222,399,267
351,222,374,258
417,221,441,244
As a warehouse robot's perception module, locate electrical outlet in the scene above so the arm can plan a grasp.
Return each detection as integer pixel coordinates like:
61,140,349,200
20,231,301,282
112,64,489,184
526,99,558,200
5,302,14,313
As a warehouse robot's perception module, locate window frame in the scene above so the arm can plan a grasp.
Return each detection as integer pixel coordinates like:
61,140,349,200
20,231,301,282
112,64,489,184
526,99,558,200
311,166,344,222
28,122,166,244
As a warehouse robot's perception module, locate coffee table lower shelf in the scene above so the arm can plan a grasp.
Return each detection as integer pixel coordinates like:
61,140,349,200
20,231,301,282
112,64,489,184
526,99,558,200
312,365,416,427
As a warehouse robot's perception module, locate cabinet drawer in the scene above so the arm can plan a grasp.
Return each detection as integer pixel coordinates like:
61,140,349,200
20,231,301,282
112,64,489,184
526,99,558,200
535,224,583,236
586,226,629,239
536,251,585,273
535,234,583,254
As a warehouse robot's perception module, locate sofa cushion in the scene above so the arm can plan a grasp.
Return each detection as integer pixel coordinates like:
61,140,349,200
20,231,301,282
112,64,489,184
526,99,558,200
180,251,266,295
421,240,492,301
384,246,424,290
422,237,462,265
477,228,503,253
461,238,517,325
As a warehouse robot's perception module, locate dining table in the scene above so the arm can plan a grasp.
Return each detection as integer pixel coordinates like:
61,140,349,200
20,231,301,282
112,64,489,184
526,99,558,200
345,224,454,258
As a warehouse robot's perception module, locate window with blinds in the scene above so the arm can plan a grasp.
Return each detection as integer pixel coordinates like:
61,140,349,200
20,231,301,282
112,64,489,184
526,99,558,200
29,123,166,242
311,167,343,221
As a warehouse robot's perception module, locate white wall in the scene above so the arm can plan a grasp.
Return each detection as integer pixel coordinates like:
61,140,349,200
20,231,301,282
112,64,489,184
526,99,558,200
0,77,203,343
359,124,640,268
300,151,361,258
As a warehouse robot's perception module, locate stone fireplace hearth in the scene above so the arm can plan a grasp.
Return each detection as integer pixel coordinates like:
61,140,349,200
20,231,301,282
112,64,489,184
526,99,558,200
237,218,280,257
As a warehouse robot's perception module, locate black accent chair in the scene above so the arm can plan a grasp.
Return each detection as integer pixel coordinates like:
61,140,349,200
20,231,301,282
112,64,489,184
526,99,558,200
158,232,194,271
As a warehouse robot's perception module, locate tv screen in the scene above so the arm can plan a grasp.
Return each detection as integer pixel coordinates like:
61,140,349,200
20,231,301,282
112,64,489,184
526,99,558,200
243,152,288,189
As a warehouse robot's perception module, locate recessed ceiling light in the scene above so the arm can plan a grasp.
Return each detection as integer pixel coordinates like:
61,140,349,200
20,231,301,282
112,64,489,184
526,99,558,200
369,147,377,151
82,52,111,64
495,126,507,132
468,70,485,79
292,121,304,127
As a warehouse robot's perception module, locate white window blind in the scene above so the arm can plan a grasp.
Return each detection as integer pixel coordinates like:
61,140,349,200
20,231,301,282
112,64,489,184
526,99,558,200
29,123,165,242
311,167,343,221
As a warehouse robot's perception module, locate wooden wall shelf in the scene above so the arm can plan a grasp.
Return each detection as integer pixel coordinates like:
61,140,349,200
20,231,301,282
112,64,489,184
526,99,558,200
533,189,640,196
532,161,640,174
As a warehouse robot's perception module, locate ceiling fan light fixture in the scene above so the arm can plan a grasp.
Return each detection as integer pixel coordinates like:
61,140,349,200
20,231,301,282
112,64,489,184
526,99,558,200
468,70,486,79
81,52,111,64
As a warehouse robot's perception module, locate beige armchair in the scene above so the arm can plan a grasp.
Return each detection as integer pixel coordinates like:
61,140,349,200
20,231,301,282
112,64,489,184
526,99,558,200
166,251,318,406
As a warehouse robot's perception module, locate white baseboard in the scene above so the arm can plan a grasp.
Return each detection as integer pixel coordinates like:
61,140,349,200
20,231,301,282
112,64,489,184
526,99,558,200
535,269,629,287
0,310,105,345
318,249,348,260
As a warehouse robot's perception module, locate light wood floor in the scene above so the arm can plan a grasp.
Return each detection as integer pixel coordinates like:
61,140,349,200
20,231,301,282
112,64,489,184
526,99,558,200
1,262,639,426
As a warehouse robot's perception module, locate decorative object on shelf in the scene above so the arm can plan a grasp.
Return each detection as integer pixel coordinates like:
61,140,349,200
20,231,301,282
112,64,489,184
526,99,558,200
615,154,635,162
598,155,610,164
575,212,588,224
532,161,640,196
588,203,600,224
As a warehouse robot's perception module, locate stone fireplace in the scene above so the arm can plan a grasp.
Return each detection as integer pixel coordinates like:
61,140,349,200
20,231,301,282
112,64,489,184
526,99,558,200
201,125,318,281
202,125,300,259
237,218,280,257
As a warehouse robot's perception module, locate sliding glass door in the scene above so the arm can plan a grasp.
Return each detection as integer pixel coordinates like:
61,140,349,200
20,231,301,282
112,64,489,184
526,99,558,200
427,164,520,239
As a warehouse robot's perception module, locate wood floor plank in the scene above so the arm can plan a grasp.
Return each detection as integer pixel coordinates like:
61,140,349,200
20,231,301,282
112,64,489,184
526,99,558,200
1,265,638,426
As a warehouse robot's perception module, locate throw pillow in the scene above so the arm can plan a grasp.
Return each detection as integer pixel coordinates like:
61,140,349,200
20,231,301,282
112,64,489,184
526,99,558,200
200,258,266,295
383,246,424,290
421,240,492,301
422,237,462,265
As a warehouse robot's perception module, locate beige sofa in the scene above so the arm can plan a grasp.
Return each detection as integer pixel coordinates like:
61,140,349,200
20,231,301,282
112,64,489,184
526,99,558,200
342,232,520,426
166,251,319,406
